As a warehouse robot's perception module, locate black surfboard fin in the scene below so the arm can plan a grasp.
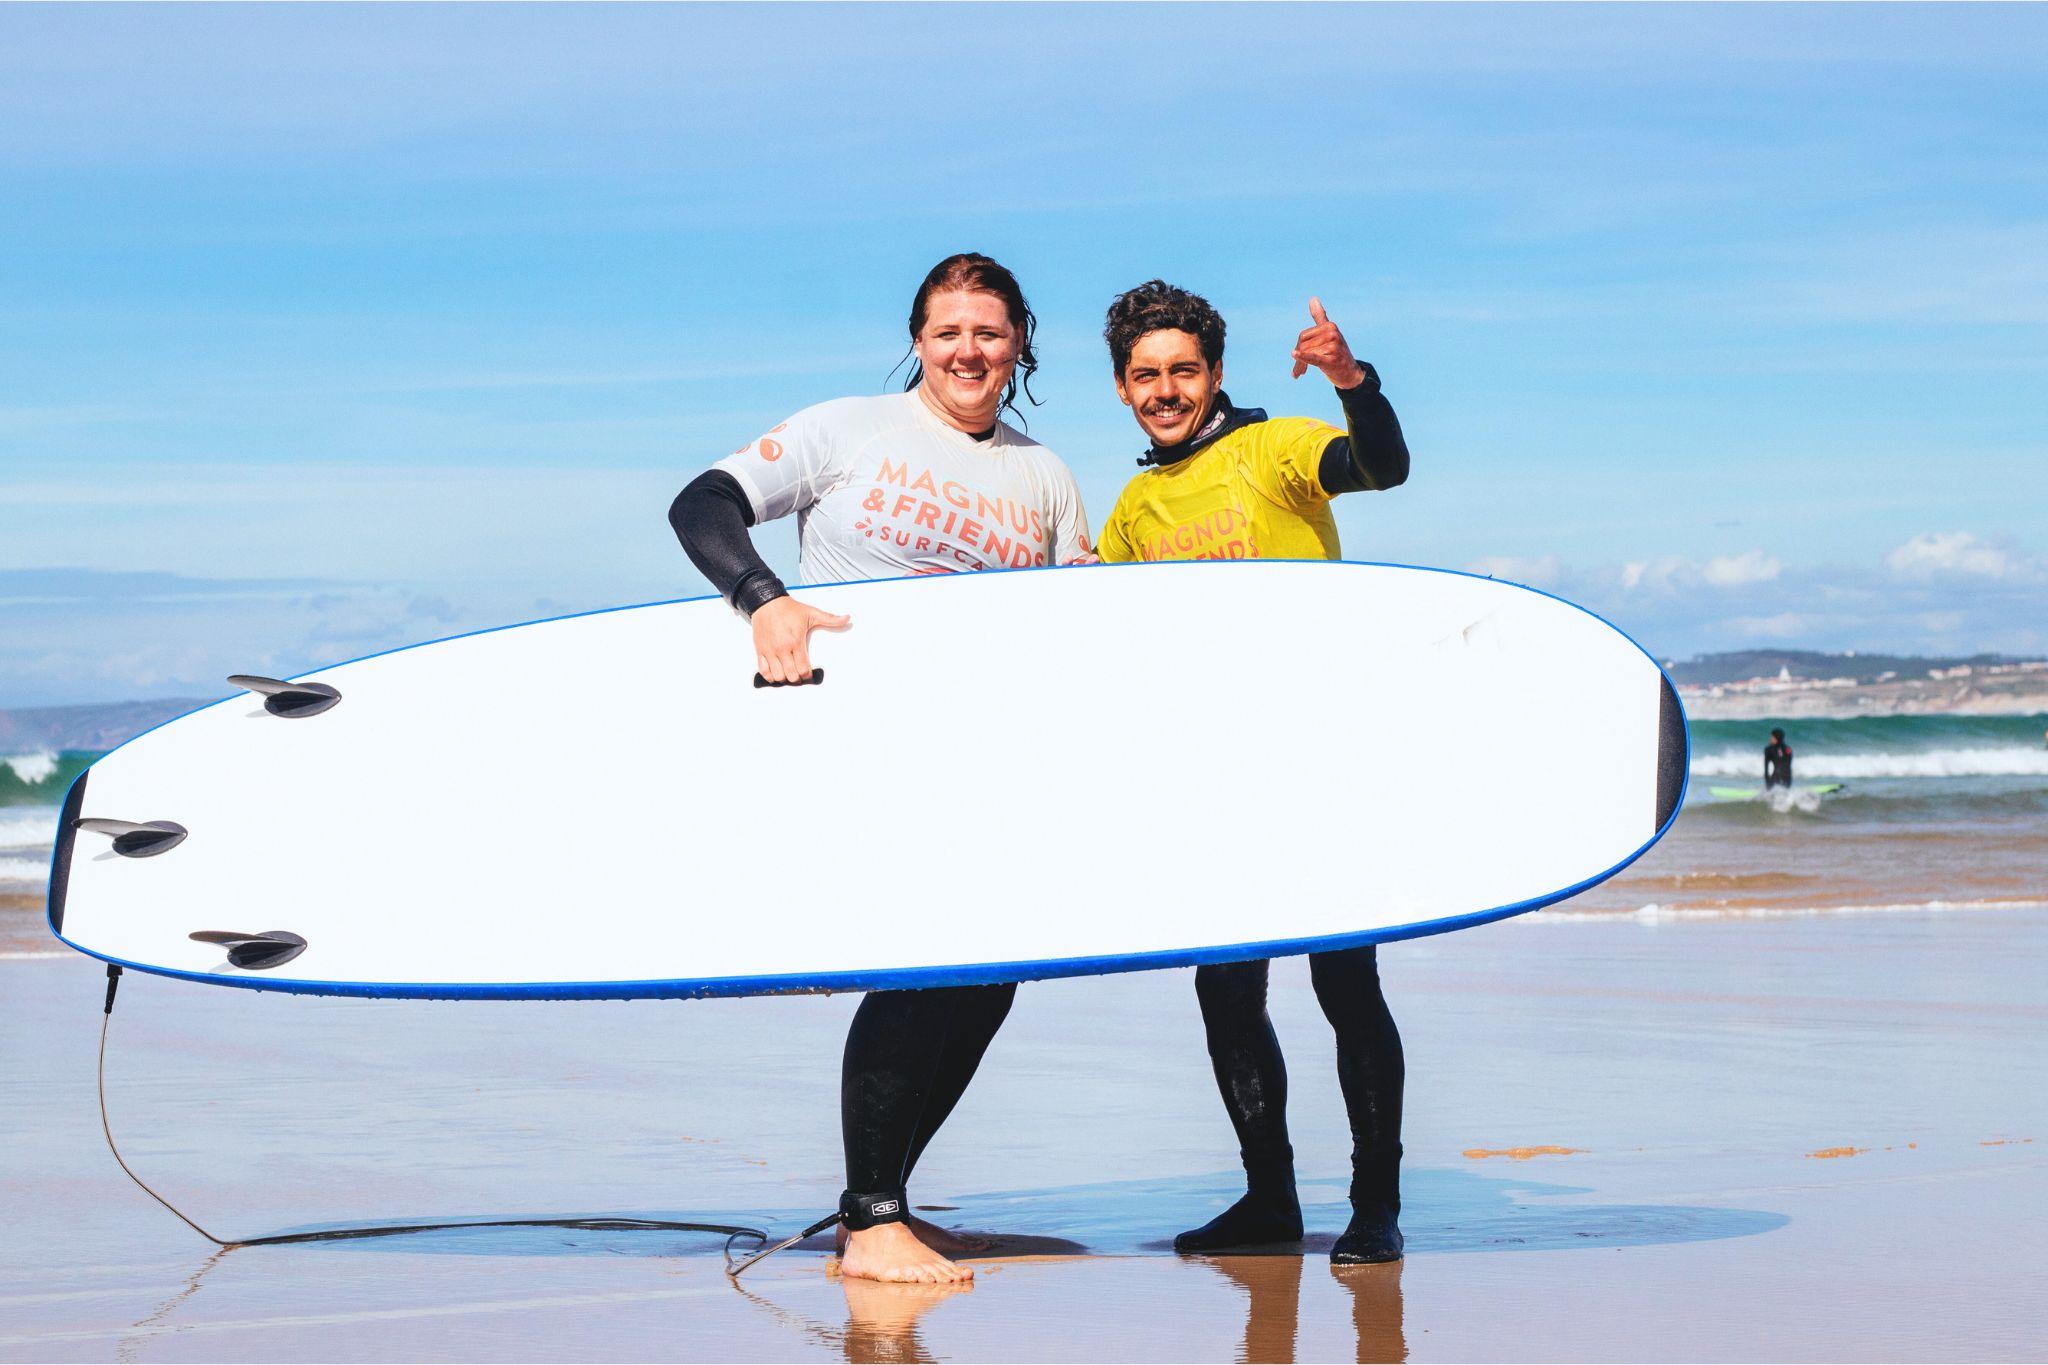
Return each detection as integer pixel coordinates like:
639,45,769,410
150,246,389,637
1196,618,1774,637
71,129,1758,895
75,818,189,858
188,930,308,970
229,674,342,718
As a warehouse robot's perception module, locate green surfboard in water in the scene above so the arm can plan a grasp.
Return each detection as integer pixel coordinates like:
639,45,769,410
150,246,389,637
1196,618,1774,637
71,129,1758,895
1708,783,1844,801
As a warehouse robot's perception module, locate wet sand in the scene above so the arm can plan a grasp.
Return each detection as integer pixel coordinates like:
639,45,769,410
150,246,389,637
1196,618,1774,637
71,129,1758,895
4,906,2045,1361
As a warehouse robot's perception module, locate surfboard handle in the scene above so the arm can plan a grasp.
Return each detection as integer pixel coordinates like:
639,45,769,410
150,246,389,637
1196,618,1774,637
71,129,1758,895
229,674,342,718
74,818,189,859
724,1210,844,1278
753,668,825,689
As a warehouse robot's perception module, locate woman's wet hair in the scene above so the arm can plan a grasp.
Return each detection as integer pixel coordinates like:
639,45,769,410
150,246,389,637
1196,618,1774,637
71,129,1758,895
1104,279,1226,377
899,253,1040,422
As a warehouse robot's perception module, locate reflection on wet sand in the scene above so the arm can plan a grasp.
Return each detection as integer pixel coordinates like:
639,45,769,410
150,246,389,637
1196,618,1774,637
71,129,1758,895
1209,1254,1301,1362
115,1246,230,1363
1334,1261,1407,1364
727,1272,974,1364
840,1276,972,1364
1202,1254,1406,1364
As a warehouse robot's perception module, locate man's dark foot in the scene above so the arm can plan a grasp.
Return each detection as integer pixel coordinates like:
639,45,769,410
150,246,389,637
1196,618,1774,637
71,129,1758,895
1330,1203,1403,1265
1174,1190,1304,1253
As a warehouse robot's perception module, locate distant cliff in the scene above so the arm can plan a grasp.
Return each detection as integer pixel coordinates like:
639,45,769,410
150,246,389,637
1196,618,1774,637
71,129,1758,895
1662,649,2042,687
1675,666,2048,720
0,699,209,754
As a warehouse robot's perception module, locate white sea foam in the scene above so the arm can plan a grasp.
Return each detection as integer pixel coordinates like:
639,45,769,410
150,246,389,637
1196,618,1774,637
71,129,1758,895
1690,746,2048,779
0,810,59,851
0,809,60,851
3,751,58,784
1531,898,2048,924
1761,787,1824,814
0,853,50,891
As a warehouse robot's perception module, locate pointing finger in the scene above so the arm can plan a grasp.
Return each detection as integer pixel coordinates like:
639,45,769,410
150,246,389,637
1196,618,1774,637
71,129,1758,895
1308,296,1330,325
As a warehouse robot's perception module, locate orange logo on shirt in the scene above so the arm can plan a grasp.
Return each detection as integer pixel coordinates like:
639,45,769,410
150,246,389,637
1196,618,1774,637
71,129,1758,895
759,438,783,463
1140,506,1257,562
854,459,1050,569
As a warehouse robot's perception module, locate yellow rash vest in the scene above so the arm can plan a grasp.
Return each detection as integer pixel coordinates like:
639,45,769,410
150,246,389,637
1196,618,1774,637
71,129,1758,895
1096,377,1408,566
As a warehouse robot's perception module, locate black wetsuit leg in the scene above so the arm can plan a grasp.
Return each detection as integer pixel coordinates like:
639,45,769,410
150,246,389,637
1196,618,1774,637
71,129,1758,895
840,988,963,1224
1175,960,1306,1252
841,983,1016,1228
902,982,1017,1179
1309,945,1406,1263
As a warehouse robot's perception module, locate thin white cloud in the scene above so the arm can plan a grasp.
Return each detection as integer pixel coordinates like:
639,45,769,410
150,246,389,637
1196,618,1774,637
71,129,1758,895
1884,531,2026,579
1701,550,1783,587
1620,556,1686,592
1621,550,1788,593
0,574,539,708
1438,540,2045,661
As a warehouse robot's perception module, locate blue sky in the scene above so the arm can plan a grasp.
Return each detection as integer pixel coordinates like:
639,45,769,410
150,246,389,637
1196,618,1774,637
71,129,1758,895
3,4,2045,706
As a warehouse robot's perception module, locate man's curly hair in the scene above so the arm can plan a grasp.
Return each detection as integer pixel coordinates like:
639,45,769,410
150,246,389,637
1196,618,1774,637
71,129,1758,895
1104,280,1226,378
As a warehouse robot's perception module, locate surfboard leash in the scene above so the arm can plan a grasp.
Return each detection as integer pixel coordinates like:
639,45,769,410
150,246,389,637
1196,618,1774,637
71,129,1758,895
722,1211,844,1277
97,967,235,1247
95,964,771,1255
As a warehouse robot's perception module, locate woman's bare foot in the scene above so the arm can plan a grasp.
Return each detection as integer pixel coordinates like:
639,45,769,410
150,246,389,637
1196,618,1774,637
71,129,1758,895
837,1213,991,1258
838,1223,974,1283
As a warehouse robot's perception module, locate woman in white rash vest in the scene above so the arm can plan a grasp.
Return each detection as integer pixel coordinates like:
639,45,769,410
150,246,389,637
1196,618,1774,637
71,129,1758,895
669,253,1093,1283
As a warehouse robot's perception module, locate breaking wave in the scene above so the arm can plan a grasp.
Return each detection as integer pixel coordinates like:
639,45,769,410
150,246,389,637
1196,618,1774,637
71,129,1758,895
1689,746,2048,779
0,751,94,806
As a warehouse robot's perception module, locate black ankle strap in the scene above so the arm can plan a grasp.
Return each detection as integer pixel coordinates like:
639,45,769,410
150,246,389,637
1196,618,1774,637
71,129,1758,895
839,1189,909,1231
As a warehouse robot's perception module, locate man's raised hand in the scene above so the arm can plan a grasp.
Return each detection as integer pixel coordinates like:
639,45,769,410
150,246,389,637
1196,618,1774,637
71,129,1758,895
1290,296,1367,388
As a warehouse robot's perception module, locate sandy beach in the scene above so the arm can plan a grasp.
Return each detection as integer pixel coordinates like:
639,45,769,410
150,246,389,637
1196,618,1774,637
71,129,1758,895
4,896,2044,1362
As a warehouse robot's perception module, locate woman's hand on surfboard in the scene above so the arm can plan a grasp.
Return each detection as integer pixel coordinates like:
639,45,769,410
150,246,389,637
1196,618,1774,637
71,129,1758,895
751,595,851,683
1290,296,1367,387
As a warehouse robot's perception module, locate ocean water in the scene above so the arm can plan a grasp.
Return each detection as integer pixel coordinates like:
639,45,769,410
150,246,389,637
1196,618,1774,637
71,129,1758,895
1571,713,2048,920
1686,714,2048,781
6,718,2047,920
0,750,90,900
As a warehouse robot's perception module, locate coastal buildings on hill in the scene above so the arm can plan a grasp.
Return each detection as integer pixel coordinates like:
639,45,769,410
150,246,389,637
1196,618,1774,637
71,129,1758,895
1666,652,2048,720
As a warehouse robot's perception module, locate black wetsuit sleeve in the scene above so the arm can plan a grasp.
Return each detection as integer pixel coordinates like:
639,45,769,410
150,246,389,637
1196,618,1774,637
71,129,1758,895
1317,365,1410,495
667,470,789,618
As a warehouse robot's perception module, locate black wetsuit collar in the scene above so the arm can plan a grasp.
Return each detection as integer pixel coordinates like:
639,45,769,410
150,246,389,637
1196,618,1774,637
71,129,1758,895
1137,391,1267,467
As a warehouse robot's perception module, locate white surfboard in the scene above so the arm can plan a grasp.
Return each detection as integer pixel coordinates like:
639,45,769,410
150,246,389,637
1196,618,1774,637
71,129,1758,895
48,561,1686,999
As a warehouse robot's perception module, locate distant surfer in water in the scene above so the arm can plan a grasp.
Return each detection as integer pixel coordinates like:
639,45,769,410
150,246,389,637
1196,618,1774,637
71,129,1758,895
668,254,1093,1283
1094,280,1413,1263
1765,728,1793,789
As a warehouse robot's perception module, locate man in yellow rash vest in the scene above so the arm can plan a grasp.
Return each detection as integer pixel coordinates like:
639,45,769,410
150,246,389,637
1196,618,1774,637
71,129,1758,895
1097,279,1412,1264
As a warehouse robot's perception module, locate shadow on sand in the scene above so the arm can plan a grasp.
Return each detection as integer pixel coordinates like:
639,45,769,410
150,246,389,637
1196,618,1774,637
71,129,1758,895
235,1163,1786,1260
